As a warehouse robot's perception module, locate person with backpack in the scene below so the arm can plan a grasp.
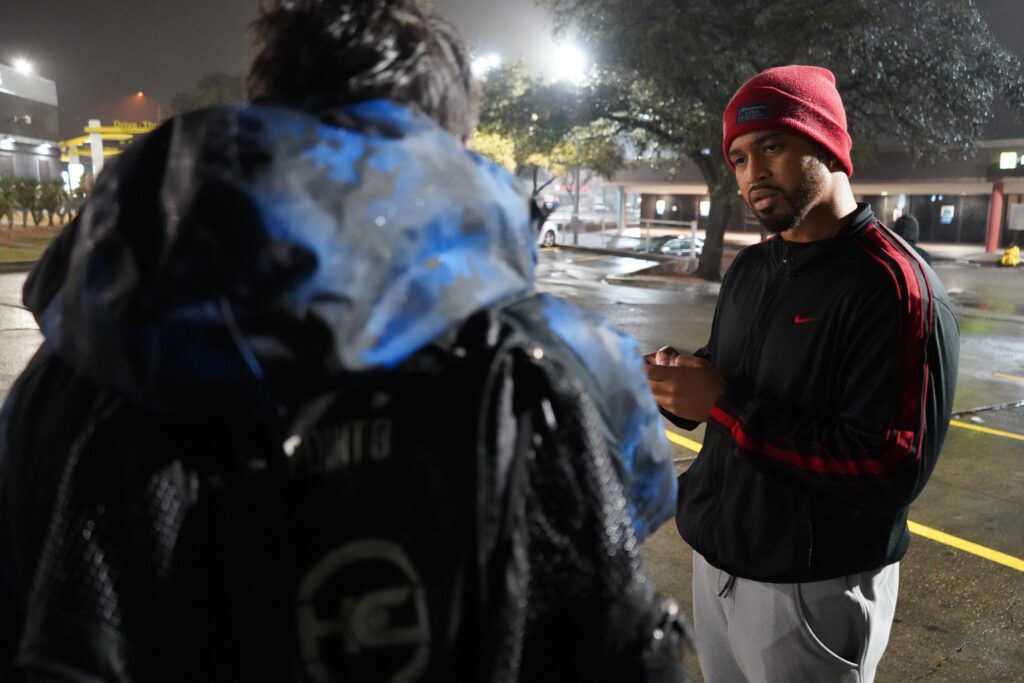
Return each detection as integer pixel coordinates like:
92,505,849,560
0,1,684,680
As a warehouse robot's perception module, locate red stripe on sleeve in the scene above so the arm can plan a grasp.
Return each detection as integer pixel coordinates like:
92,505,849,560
710,405,916,476
862,225,929,460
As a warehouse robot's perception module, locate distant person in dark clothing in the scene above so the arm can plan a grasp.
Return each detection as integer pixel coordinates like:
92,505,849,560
893,213,932,264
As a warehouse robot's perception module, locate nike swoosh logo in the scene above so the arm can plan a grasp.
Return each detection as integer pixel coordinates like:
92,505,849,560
794,316,820,325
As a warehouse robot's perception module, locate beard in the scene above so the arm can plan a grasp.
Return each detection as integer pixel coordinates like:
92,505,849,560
748,158,827,234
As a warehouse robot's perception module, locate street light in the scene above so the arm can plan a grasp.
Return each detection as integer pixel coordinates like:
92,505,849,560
12,57,34,75
471,53,502,79
551,44,588,85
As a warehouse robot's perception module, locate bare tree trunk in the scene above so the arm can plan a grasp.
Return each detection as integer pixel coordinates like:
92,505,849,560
695,188,734,282
691,153,738,282
573,166,582,217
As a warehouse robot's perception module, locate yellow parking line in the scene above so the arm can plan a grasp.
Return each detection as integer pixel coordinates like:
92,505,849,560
994,372,1024,383
908,521,1024,573
664,430,702,453
667,430,1024,573
571,256,606,263
950,420,1024,442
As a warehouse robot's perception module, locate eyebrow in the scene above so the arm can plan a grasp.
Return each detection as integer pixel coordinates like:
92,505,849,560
752,133,782,146
730,133,783,157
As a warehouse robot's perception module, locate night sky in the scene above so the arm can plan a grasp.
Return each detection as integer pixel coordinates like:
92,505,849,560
0,0,1019,138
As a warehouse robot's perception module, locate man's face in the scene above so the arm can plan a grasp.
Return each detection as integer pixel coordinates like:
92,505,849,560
728,130,831,234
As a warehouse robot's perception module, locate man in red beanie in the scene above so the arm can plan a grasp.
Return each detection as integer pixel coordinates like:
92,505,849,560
645,65,959,682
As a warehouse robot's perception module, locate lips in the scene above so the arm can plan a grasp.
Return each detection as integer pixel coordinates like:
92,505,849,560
750,190,779,212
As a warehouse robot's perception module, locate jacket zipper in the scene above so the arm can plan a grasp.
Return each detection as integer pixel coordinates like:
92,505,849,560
754,243,818,573
807,514,814,571
743,241,789,378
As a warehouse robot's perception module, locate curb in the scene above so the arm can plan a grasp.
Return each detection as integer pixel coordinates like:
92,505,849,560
605,275,713,291
953,307,1024,325
0,262,36,274
551,243,680,263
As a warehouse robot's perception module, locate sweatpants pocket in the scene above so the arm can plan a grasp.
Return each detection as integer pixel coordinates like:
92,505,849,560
792,576,868,670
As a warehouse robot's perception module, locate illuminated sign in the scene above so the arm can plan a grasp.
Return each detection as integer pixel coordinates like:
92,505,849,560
0,64,58,105
113,120,158,131
1000,152,1019,170
1009,203,1024,232
940,205,956,225
102,120,159,135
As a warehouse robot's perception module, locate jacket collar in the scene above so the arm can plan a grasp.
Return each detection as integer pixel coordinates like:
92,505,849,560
769,203,875,273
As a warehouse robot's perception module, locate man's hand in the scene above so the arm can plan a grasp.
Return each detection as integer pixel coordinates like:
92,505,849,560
643,346,683,367
644,347,726,422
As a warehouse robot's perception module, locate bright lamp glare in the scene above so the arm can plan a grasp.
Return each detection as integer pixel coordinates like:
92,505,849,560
12,57,34,75
471,53,501,78
999,151,1018,170
552,44,588,85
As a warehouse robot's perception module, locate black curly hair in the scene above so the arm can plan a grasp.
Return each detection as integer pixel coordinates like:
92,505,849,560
247,0,478,139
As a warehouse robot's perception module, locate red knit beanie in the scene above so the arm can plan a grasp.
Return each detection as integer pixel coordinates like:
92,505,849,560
722,65,853,177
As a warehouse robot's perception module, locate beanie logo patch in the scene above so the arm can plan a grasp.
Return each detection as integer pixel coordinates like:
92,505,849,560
737,103,772,124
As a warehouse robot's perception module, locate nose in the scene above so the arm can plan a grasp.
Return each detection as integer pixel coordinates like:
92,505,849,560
744,153,770,184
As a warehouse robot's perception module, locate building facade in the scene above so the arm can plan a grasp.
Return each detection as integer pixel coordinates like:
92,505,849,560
0,62,61,181
611,139,1024,249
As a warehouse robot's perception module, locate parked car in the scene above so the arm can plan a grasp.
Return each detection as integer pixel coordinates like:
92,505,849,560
631,235,679,253
659,236,704,257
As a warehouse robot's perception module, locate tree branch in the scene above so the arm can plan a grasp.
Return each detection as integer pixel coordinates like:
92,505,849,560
600,112,688,146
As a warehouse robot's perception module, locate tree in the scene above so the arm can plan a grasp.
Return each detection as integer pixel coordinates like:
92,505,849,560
540,123,625,220
540,0,1024,280
478,61,626,202
171,73,245,115
471,130,517,172
13,179,43,227
0,177,16,229
39,180,70,225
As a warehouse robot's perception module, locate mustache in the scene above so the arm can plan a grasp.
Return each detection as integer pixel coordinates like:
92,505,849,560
749,183,784,194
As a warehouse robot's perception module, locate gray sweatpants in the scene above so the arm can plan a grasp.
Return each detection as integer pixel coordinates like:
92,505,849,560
692,552,899,683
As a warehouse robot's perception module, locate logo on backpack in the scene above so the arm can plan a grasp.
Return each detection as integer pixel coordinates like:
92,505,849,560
297,540,431,683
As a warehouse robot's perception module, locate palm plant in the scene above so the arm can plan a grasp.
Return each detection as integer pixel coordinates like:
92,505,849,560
13,178,44,226
0,176,16,228
40,180,70,225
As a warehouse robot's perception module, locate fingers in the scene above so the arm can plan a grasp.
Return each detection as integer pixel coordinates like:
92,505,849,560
644,346,683,366
645,358,707,379
671,355,708,369
655,346,681,366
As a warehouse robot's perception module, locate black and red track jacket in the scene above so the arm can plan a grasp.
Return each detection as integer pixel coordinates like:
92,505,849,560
670,204,959,583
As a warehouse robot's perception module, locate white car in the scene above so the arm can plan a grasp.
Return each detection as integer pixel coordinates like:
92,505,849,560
537,213,570,248
659,235,704,257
